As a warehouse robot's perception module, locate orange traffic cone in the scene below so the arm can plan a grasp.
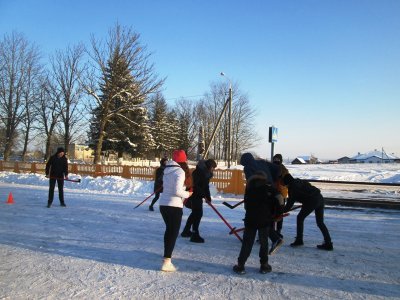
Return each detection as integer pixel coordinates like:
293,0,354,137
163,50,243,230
6,192,14,204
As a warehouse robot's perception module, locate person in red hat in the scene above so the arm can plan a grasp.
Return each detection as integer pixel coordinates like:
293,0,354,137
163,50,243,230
158,150,193,272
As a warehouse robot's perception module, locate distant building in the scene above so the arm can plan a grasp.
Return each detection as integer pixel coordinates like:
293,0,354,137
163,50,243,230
291,157,307,164
53,144,93,163
291,155,320,164
349,150,399,163
338,156,351,164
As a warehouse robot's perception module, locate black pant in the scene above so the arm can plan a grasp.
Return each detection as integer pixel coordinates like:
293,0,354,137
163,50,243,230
160,206,183,258
238,226,270,266
296,196,331,243
183,197,203,233
149,192,161,207
48,178,65,205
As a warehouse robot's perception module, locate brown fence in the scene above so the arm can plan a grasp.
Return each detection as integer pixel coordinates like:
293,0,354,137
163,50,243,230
0,161,246,195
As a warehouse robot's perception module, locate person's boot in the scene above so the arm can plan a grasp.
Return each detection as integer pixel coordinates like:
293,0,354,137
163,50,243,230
180,228,192,238
149,205,154,211
233,263,246,274
161,258,176,272
290,237,304,247
190,232,205,243
259,263,272,274
317,241,333,251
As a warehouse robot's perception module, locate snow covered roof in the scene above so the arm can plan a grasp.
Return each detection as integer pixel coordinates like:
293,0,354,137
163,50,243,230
298,155,311,161
351,150,399,161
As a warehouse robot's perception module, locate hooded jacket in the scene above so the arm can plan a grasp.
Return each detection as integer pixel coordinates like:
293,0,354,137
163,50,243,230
243,174,281,229
158,160,191,208
188,160,213,203
240,153,281,184
45,150,68,178
284,178,323,212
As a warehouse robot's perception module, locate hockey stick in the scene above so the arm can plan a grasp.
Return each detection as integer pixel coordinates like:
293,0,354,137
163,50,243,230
47,176,81,183
288,205,302,212
229,213,291,235
207,201,242,242
228,206,302,236
134,187,162,209
222,199,244,209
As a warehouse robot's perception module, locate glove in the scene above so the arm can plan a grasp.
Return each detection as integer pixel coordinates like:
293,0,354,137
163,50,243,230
205,197,212,204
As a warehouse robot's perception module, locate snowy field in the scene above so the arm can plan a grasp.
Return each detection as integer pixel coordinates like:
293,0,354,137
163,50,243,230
0,164,400,299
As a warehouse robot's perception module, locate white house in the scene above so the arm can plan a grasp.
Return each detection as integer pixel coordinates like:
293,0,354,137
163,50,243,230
349,150,399,163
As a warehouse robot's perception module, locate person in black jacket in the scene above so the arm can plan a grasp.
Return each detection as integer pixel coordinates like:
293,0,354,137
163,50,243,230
180,159,217,243
240,152,284,255
45,147,69,208
149,158,167,211
283,173,333,250
233,172,282,274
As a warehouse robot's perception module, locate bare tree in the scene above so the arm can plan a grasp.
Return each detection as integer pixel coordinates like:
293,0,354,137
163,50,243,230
196,81,258,163
173,98,197,157
0,32,40,160
230,92,258,162
83,24,164,163
33,75,62,160
20,51,43,161
50,44,87,152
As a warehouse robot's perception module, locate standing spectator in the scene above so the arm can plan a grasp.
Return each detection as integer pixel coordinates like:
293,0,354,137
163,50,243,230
45,147,68,208
240,153,284,255
158,150,193,272
233,172,282,274
272,153,290,238
149,158,168,211
181,159,217,243
283,173,333,250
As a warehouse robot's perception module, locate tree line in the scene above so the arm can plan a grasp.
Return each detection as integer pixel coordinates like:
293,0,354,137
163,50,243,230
0,24,258,163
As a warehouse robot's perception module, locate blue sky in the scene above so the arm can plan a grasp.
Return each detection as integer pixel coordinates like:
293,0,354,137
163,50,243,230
1,0,399,160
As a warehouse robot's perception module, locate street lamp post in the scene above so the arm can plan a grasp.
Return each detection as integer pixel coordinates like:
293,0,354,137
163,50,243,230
220,72,232,168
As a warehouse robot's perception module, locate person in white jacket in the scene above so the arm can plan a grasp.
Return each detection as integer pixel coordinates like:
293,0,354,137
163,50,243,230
159,149,192,272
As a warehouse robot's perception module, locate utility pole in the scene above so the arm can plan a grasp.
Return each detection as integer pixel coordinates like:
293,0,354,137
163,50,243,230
221,72,232,168
227,85,232,168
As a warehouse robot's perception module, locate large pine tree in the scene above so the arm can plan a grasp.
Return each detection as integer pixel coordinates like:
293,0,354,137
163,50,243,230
90,51,153,158
86,25,163,163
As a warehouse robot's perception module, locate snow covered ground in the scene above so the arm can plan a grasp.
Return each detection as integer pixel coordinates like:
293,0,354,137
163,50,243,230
0,164,399,299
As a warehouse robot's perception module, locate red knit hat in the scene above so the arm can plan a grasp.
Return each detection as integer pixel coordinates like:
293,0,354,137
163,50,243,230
172,150,187,163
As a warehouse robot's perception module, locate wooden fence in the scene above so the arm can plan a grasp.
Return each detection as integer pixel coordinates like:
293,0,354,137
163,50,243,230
0,161,246,195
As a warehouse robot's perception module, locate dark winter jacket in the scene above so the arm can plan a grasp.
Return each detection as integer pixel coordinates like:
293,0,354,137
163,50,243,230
153,165,165,193
240,153,281,185
243,174,281,229
284,178,323,212
45,153,68,178
187,160,213,204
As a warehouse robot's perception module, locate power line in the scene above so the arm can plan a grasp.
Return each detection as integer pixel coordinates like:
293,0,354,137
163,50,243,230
165,94,204,101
